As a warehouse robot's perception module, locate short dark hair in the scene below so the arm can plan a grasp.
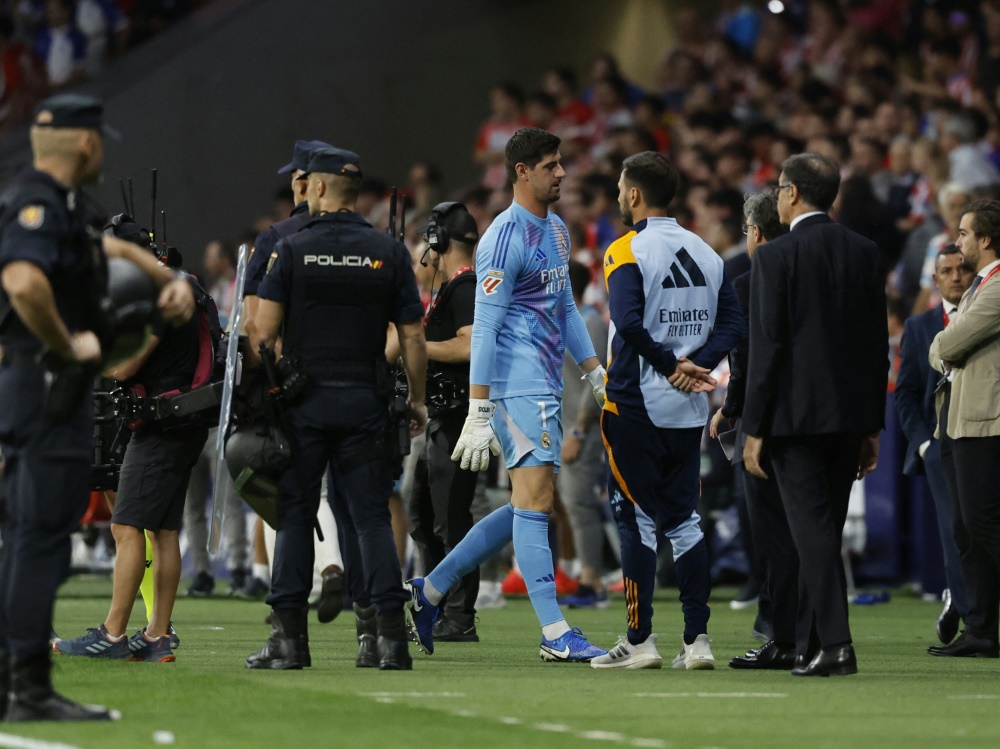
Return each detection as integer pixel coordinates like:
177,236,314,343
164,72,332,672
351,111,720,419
622,151,680,210
964,198,1000,251
568,260,591,300
780,152,841,212
505,127,561,184
936,243,962,263
743,191,786,242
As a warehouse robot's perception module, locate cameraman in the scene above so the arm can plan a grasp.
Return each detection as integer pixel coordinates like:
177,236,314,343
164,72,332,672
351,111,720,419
56,215,207,664
407,202,481,641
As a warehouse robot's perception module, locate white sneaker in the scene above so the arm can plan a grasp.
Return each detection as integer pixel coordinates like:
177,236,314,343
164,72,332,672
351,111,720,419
591,634,663,670
671,634,715,670
476,581,508,610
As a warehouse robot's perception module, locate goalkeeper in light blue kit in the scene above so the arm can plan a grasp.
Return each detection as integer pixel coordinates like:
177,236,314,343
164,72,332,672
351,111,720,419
404,127,608,662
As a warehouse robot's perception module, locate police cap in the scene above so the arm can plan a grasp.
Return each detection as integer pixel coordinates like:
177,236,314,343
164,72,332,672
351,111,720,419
32,94,121,140
301,147,363,180
276,139,332,175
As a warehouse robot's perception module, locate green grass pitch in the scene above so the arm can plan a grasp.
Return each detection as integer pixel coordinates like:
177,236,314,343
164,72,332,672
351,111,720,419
3,578,999,749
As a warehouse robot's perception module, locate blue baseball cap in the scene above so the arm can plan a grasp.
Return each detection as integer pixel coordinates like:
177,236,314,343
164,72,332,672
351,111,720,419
276,139,332,175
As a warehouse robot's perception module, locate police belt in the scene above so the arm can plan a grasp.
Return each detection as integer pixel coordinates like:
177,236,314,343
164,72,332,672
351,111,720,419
309,359,381,388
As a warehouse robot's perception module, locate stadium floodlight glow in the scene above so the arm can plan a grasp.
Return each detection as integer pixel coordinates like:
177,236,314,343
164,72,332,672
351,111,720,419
768,0,785,12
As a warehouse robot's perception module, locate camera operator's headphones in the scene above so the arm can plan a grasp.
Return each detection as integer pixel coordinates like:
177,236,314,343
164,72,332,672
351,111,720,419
426,201,470,254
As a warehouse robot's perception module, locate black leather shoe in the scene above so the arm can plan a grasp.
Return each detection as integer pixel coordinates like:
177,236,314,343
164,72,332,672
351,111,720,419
377,636,413,670
246,609,308,670
433,618,479,643
791,645,857,677
928,631,999,658
354,604,379,668
729,640,796,670
316,566,344,624
7,652,114,722
376,610,413,670
936,589,960,645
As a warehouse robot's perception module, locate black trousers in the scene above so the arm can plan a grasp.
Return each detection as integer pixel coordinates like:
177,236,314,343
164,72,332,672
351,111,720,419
0,363,92,660
407,411,479,626
768,432,863,655
938,390,997,641
943,432,1000,641
268,386,406,615
742,451,799,648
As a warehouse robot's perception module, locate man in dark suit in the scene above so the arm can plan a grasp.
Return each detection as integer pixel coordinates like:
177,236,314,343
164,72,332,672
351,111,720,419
928,199,1000,659
711,190,799,671
743,152,889,677
895,244,973,645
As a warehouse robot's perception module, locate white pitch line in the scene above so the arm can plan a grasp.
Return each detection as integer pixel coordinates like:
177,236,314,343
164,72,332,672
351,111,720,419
535,723,572,733
630,740,668,749
634,692,787,699
580,730,627,741
500,717,522,725
948,695,1000,700
0,734,82,749
361,692,466,698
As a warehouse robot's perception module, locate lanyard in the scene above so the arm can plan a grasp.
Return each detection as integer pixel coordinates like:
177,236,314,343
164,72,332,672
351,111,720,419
424,266,474,330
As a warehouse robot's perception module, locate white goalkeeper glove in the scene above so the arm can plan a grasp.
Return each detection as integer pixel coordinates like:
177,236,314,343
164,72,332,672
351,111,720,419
583,365,607,408
451,399,502,471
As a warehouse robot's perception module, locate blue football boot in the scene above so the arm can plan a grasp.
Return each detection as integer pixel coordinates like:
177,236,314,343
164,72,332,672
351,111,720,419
403,579,439,655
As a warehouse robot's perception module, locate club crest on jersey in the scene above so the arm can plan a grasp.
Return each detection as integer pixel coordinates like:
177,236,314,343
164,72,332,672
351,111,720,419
482,277,503,295
17,205,44,230
541,432,552,448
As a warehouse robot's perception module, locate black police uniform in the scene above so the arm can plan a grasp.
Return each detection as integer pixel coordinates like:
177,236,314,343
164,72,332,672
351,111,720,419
112,298,208,534
408,267,480,635
255,201,422,667
0,165,109,718
244,202,310,299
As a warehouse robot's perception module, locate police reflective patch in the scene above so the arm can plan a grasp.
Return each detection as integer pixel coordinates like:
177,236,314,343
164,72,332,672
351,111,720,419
266,252,278,275
17,205,44,230
541,432,551,448
482,277,503,295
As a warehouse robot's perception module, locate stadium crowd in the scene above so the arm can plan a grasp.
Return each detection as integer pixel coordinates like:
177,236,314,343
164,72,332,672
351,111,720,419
0,0,208,128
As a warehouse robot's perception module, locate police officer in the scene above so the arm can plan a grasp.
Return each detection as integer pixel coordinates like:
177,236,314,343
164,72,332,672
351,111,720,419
238,138,346,616
0,94,194,721
54,215,209,663
248,146,427,671
408,202,481,641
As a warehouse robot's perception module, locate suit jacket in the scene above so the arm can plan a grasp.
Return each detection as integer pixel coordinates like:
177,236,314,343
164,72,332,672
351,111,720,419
895,304,945,475
721,270,751,465
743,214,889,438
929,269,1000,438
722,270,751,420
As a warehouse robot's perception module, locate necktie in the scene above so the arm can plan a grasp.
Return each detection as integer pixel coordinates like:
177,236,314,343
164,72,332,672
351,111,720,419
959,276,983,316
